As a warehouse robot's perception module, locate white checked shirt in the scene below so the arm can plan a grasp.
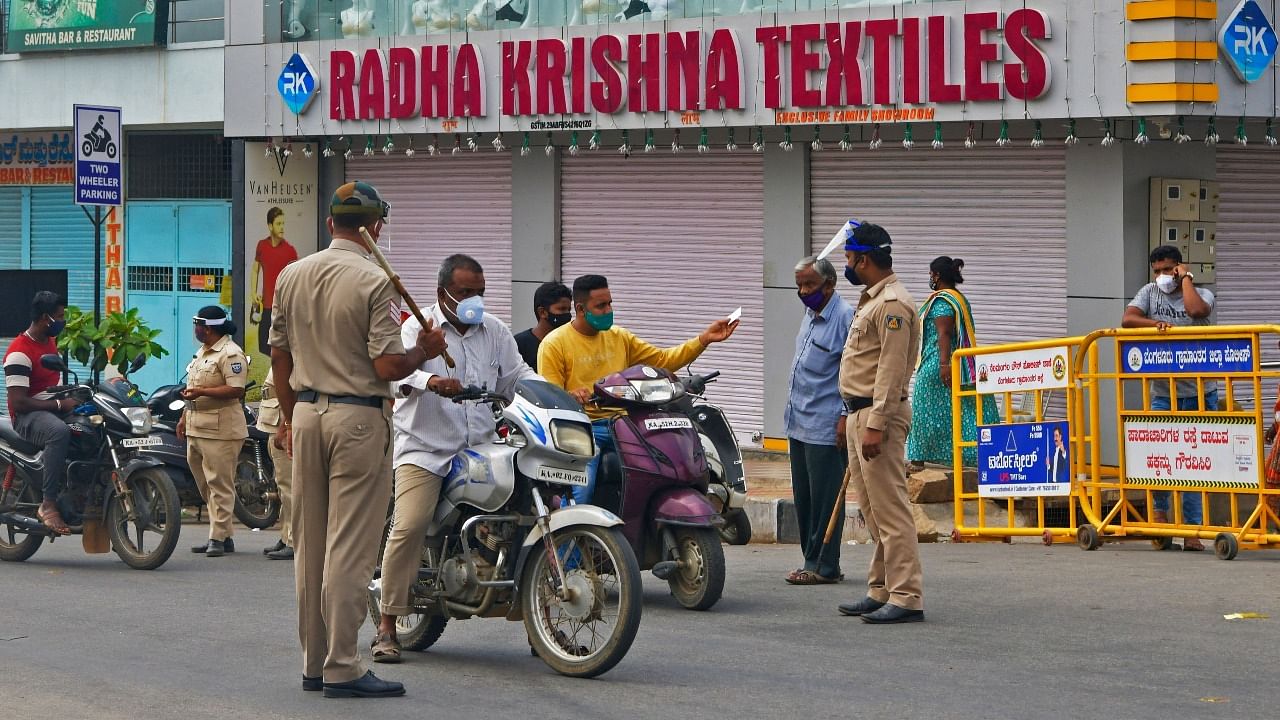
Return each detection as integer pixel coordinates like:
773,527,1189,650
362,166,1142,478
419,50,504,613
392,304,541,476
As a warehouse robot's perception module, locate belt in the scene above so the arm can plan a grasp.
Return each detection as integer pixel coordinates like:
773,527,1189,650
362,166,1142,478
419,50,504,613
295,390,384,408
842,396,908,413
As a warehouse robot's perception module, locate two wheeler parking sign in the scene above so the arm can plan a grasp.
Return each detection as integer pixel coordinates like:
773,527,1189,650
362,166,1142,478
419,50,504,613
978,421,1071,497
73,104,121,206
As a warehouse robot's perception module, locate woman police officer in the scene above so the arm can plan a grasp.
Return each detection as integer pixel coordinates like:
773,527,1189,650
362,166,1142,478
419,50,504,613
177,305,249,557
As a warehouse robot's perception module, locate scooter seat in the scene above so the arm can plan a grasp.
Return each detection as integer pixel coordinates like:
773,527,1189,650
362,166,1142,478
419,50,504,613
0,417,42,456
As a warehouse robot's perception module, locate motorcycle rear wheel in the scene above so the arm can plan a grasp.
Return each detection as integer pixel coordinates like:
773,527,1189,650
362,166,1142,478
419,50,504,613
107,468,181,570
232,448,280,530
523,525,641,678
365,591,450,652
668,527,726,611
0,480,44,562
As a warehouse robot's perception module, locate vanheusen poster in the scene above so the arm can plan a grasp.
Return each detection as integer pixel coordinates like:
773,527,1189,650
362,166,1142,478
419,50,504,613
242,143,318,396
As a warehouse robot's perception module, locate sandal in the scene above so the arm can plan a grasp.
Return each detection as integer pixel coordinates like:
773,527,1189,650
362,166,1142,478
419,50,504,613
786,570,845,585
37,503,71,536
370,632,402,663
1182,539,1206,552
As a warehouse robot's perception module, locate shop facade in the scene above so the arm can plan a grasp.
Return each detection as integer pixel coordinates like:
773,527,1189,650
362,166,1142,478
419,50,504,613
224,0,1280,446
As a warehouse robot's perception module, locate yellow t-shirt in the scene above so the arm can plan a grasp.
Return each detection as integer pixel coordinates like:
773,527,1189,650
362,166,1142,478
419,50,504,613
537,324,706,419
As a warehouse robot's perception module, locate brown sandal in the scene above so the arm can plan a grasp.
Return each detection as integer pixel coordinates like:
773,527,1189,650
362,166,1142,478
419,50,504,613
370,632,402,663
786,570,844,585
37,503,71,536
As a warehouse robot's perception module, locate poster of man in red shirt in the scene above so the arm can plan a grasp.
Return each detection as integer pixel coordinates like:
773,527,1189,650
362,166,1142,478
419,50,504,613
250,206,298,356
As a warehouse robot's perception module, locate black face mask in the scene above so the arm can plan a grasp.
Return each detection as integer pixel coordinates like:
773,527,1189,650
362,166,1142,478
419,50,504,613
547,312,571,328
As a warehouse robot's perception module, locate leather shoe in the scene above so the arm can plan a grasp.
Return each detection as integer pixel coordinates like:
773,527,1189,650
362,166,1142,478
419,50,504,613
837,596,885,616
193,537,235,554
267,545,295,560
202,539,226,558
322,670,406,698
263,539,286,556
861,603,924,624
302,676,322,692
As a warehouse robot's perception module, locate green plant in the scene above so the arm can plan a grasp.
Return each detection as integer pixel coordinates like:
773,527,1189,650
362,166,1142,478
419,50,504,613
57,306,169,377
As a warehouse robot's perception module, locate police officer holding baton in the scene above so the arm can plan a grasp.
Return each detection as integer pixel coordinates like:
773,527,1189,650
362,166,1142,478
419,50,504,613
269,181,447,698
832,221,926,624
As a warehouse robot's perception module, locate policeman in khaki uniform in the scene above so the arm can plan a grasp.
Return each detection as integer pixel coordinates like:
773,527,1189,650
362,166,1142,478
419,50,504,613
257,369,294,560
831,222,926,624
269,181,446,699
178,306,248,558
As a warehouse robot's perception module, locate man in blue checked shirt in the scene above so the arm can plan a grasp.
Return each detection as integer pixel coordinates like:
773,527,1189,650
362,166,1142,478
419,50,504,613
784,256,856,586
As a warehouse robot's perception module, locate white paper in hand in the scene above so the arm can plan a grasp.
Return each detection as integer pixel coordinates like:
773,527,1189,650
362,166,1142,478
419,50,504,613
727,307,742,324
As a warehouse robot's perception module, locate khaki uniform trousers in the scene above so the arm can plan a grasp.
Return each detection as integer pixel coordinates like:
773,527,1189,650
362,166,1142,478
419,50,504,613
845,403,923,611
379,464,444,616
292,399,394,684
187,436,242,542
265,433,294,547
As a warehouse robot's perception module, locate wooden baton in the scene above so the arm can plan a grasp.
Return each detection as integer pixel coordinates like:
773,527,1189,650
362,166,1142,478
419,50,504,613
822,465,853,544
358,226,455,368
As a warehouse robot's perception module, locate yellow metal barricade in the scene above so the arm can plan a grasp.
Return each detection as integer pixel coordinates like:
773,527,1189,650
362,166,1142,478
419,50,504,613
950,337,1092,544
951,325,1280,559
1071,325,1280,559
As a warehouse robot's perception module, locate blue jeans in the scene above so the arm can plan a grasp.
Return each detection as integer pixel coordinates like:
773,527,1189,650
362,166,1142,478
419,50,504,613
1149,391,1217,525
574,419,614,505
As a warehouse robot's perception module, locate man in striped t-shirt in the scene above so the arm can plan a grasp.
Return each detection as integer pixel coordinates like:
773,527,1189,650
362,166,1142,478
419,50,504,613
3,291,76,535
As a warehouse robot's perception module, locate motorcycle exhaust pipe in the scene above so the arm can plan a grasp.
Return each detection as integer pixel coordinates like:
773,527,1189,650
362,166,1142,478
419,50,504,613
0,511,48,535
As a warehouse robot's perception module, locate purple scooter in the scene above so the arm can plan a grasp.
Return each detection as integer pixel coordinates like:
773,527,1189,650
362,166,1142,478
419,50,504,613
591,365,725,611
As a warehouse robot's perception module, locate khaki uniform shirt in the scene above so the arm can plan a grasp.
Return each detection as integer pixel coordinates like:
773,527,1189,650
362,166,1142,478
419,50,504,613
184,334,249,440
268,237,405,398
839,273,921,432
257,368,281,432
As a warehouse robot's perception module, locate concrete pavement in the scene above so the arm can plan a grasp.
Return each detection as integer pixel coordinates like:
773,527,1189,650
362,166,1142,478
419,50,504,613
1,525,1276,719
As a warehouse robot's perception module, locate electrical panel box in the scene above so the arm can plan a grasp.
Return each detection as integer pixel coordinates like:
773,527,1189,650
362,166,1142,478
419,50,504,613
1149,178,1218,285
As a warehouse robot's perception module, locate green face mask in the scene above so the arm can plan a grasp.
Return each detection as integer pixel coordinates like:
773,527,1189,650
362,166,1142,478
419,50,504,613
585,309,614,331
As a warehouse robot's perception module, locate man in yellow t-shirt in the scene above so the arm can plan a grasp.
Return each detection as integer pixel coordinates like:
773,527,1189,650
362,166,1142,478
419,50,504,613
537,274,739,503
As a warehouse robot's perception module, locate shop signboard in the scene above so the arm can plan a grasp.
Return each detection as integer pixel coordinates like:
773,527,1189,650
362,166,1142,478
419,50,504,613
6,1,169,52
1219,0,1278,83
977,421,1071,497
1123,416,1260,488
0,132,75,186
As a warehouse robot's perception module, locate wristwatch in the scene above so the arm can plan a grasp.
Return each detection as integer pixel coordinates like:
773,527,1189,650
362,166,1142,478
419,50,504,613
1182,271,1195,284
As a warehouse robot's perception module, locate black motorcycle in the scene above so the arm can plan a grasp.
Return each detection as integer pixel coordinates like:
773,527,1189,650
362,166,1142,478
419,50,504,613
0,354,181,570
145,383,280,530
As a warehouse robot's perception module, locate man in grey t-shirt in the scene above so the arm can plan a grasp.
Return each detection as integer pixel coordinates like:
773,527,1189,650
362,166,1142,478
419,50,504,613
1121,244,1214,549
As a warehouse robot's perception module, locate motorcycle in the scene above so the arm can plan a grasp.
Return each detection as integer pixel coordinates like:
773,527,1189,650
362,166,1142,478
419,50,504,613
590,365,727,611
144,381,280,529
81,127,117,159
366,379,642,679
678,371,751,545
0,354,181,570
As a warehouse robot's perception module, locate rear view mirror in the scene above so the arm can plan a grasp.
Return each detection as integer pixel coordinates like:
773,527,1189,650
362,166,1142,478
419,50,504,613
128,353,147,374
39,354,68,372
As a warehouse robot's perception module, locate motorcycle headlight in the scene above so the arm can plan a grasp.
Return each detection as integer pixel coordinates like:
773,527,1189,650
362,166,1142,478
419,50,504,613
599,384,639,401
122,407,153,435
550,420,594,457
629,378,676,404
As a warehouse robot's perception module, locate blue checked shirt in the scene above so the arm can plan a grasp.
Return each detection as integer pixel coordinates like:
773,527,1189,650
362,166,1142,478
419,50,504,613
784,293,855,446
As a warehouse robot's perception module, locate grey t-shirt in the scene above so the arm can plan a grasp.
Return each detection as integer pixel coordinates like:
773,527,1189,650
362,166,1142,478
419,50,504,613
1127,282,1217,400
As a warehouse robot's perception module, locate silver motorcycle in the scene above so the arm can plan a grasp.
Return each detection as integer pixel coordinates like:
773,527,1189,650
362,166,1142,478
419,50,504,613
367,379,642,678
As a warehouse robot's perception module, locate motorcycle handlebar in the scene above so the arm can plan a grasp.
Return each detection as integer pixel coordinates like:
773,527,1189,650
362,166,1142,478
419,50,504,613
451,385,503,404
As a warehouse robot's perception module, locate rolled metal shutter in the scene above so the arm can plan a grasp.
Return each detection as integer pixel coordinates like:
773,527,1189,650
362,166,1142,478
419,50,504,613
810,147,1068,347
1214,147,1280,411
560,151,765,442
29,187,94,379
347,154,514,323
0,188,21,269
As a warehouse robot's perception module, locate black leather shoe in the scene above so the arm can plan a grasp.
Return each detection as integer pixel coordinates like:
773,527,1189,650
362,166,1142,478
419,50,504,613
267,545,295,560
191,542,209,553
263,539,286,556
223,537,235,553
837,597,886,616
322,670,406,698
861,603,924,624
302,676,322,692
203,539,226,558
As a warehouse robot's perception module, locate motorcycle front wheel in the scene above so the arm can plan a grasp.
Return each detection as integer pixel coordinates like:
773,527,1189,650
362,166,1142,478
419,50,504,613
107,467,181,570
0,480,44,562
668,527,726,611
719,510,753,546
232,447,280,530
522,525,641,678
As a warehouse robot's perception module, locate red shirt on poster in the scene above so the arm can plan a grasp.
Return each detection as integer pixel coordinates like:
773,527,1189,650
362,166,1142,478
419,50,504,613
255,237,298,309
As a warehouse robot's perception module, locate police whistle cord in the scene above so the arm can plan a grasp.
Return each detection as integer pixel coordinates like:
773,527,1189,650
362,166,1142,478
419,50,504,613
359,226,456,369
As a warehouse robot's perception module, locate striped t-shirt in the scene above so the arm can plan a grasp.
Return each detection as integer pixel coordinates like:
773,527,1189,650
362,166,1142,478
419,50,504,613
4,333,60,417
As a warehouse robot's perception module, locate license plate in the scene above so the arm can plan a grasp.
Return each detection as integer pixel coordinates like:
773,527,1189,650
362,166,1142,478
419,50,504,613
644,417,693,431
120,436,163,448
537,466,589,487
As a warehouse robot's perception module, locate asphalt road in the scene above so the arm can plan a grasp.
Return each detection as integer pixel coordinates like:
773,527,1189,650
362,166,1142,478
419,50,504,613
1,527,1276,720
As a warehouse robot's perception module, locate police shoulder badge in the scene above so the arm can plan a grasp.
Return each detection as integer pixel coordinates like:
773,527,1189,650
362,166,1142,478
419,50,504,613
231,362,244,374
886,315,904,331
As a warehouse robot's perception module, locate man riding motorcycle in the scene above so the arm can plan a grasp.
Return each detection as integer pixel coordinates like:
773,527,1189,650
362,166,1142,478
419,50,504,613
536,274,739,504
372,253,540,664
2,291,75,535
